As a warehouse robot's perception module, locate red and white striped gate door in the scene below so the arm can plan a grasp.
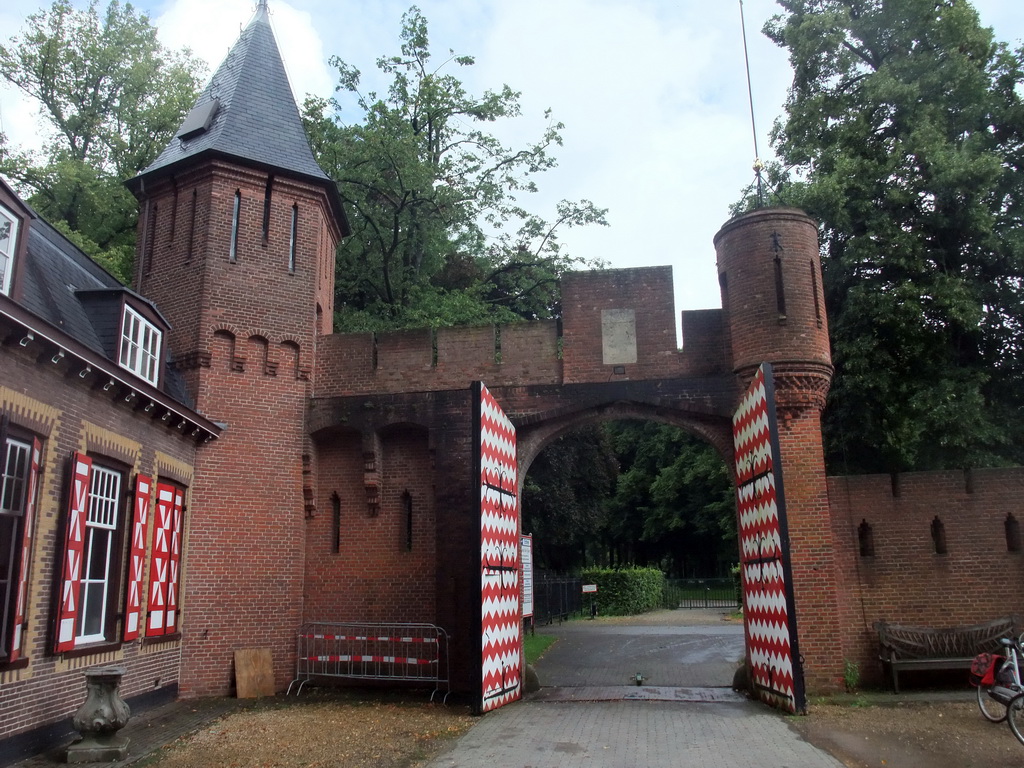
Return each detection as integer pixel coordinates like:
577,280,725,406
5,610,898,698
473,382,521,713
732,363,806,714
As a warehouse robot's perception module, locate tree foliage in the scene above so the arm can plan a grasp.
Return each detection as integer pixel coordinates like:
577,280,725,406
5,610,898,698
302,6,607,331
0,0,205,281
522,421,736,577
763,0,1024,473
521,426,619,574
601,421,735,578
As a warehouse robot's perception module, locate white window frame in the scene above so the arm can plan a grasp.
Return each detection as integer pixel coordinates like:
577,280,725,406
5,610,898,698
1,437,30,656
76,464,121,644
0,205,19,297
119,305,162,385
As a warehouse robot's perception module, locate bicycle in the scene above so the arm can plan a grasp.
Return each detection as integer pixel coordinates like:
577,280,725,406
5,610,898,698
1004,644,1024,746
976,634,1022,723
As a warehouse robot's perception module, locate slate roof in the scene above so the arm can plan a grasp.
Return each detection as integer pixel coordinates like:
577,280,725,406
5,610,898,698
6,194,197,411
131,3,346,231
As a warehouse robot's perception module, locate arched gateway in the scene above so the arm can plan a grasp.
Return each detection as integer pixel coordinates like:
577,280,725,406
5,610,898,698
117,5,846,714
302,207,839,713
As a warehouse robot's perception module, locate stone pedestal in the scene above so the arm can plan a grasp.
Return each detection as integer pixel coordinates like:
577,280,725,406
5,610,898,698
66,665,131,763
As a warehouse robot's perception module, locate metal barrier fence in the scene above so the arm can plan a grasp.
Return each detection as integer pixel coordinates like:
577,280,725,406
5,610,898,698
531,574,582,624
663,578,740,609
287,621,449,702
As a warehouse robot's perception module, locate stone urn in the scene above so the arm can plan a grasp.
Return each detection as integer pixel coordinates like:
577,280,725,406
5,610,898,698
66,665,131,763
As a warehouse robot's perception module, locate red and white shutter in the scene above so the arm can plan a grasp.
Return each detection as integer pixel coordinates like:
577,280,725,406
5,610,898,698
475,382,521,713
733,363,805,714
146,483,174,636
9,437,41,661
123,474,151,641
165,486,184,633
55,452,92,653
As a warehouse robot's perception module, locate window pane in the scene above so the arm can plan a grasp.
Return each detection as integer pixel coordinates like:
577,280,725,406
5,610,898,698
80,582,105,637
77,464,121,642
2,440,29,514
0,516,17,652
0,208,17,296
119,306,161,385
0,215,13,255
85,529,109,580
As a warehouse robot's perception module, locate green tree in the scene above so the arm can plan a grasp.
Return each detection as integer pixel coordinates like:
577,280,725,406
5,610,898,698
0,0,205,281
763,0,1024,473
602,421,735,578
302,6,607,331
521,426,618,573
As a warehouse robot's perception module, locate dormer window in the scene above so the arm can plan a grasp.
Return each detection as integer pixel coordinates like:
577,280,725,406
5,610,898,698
119,305,162,385
0,204,18,296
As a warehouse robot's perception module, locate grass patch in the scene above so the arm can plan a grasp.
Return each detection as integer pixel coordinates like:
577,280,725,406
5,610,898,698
523,632,557,664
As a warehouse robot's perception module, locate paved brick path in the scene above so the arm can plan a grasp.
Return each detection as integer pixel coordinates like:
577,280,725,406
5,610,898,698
425,699,845,768
426,609,844,768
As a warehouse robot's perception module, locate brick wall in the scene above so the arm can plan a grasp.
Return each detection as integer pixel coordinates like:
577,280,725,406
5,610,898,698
305,427,437,622
0,347,198,743
829,468,1024,686
314,273,731,399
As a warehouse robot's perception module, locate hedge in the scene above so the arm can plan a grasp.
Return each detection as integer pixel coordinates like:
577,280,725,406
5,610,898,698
578,567,665,616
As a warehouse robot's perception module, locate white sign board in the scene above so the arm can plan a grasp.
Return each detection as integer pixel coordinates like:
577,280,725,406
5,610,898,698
582,584,598,594
521,535,534,618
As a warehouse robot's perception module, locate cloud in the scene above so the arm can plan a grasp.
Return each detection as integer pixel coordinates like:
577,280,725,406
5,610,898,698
2,0,1021,324
153,0,334,105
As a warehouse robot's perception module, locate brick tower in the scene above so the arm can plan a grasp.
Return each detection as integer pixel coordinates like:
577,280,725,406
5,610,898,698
715,207,844,691
127,1,347,695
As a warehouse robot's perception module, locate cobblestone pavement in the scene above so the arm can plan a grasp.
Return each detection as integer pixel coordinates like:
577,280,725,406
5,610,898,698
424,699,844,768
426,610,843,768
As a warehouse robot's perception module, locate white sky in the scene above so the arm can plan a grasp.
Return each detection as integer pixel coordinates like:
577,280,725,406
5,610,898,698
2,0,1022,326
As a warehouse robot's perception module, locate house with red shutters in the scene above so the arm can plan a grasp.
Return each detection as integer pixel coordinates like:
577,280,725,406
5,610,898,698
0,169,219,759
0,1,338,758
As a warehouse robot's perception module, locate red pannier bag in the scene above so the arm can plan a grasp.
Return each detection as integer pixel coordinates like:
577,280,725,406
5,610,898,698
970,652,1002,687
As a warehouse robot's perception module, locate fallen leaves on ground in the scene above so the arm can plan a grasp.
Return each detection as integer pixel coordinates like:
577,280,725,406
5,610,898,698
140,694,474,768
791,700,1024,768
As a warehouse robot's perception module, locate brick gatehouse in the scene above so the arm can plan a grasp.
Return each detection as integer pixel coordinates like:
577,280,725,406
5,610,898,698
2,1,1022,756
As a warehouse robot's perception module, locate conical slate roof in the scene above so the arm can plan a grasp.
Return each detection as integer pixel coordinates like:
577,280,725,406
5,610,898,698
131,3,345,227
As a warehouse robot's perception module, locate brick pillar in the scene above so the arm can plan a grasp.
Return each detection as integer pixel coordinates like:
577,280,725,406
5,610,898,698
716,208,844,693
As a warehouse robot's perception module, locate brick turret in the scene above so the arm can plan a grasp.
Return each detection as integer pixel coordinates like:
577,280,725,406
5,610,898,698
715,207,844,692
127,3,346,696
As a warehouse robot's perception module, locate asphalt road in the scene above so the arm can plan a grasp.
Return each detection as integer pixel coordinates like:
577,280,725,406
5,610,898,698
532,618,745,688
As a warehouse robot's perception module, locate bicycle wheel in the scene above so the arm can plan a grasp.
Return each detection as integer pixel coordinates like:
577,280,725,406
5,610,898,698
978,681,1008,723
1009,693,1024,745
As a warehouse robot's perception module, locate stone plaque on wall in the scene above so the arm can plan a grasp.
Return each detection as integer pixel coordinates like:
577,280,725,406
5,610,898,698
601,309,637,365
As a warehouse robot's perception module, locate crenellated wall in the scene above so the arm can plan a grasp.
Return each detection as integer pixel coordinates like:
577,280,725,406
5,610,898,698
829,468,1024,688
315,271,729,398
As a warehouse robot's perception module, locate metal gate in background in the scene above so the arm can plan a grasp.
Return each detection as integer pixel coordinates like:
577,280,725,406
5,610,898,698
663,578,740,610
733,363,806,714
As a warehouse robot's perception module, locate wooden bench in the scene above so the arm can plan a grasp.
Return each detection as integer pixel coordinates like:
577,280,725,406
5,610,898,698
874,616,1017,693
